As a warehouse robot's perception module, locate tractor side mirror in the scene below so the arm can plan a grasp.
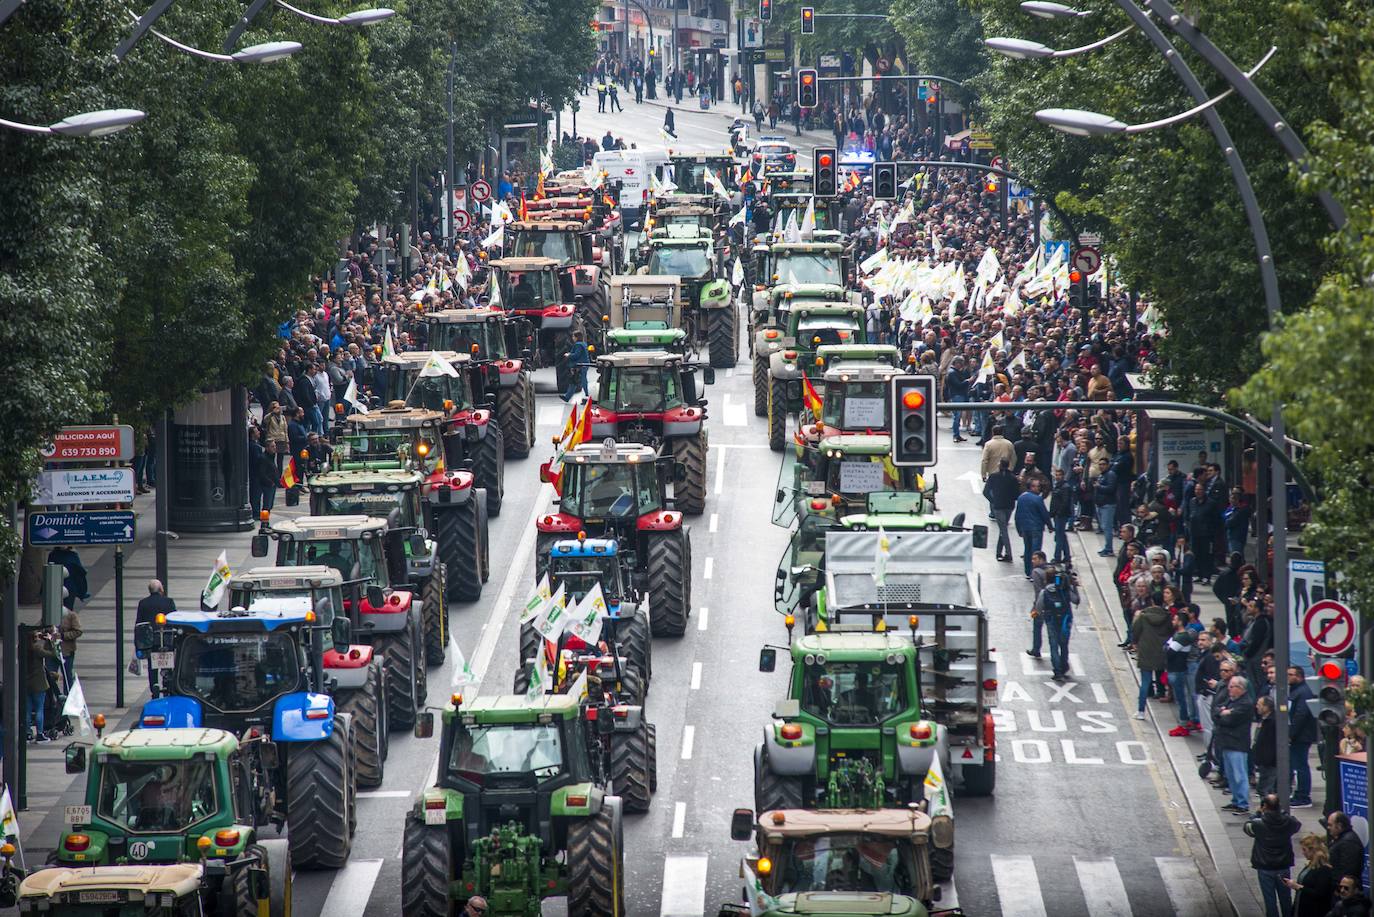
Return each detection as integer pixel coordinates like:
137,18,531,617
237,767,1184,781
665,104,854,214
408,533,427,556
367,585,386,609
133,622,159,653
250,535,269,558
413,711,435,739
758,648,777,673
701,367,716,386
331,617,353,646
730,808,755,841
971,525,989,550
673,462,688,483
539,460,552,484
64,744,87,774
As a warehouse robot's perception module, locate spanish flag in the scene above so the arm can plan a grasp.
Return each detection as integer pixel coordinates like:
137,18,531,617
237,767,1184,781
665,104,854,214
739,166,753,186
569,400,594,449
280,457,299,489
519,190,528,221
802,375,824,418
556,402,579,448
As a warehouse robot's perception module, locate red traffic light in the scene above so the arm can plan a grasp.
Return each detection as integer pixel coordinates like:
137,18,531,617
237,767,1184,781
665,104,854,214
1068,270,1083,284
1319,660,1344,680
801,73,814,86
984,179,998,194
902,390,926,410
818,153,832,168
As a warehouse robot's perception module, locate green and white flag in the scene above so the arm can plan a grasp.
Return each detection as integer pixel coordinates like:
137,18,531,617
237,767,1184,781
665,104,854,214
201,550,231,609
1,785,21,842
382,325,397,359
566,583,608,645
520,573,553,625
449,637,477,689
533,583,569,642
62,676,95,736
923,753,953,820
419,351,460,379
526,641,551,700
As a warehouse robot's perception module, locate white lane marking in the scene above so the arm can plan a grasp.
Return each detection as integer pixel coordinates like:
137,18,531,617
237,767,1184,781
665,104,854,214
708,513,718,533
1074,857,1132,917
1091,683,1109,704
703,557,714,580
660,854,709,916
671,802,687,838
357,790,411,799
959,470,983,493
723,395,747,427
421,482,554,795
1156,857,1221,917
990,854,1047,917
698,607,709,631
726,367,735,378
318,858,383,917
1069,653,1085,676
691,661,702,690
536,404,563,427
680,725,695,760
713,445,727,495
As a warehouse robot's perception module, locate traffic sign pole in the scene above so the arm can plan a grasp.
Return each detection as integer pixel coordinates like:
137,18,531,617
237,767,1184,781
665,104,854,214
115,546,125,708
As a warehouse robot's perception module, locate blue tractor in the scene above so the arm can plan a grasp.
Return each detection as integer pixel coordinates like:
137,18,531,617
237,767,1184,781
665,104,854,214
134,566,365,871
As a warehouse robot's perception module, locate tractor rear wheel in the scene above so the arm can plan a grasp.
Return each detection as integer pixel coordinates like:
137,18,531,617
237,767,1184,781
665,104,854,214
473,425,505,517
768,377,787,452
285,714,354,869
400,811,453,917
610,720,653,813
552,331,573,394
375,616,423,731
612,667,645,706
567,801,624,917
752,357,768,416
646,532,690,637
671,430,707,515
421,565,447,667
336,661,386,788
754,745,805,814
518,620,542,671
613,612,652,686
647,723,658,792
931,846,954,883
477,493,490,583
707,306,738,369
497,374,536,458
512,663,532,696
434,499,483,603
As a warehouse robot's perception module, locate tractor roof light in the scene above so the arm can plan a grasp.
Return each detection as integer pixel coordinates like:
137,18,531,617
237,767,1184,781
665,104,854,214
757,856,773,875
155,613,167,626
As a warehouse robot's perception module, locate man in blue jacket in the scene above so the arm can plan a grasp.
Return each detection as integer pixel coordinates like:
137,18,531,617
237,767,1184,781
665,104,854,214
1287,665,1317,807
1014,478,1053,580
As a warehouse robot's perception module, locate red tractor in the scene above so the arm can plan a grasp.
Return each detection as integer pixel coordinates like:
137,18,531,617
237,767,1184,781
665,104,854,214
487,256,582,393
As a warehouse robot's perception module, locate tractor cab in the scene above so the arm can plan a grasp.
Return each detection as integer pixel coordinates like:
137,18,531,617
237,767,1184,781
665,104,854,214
489,257,575,321
589,352,709,435
761,242,848,290
507,221,597,269
543,443,667,525
310,468,426,533
604,274,689,353
337,405,447,474
667,154,737,197
547,537,631,608
792,362,904,449
376,350,478,415
16,864,216,917
423,308,514,362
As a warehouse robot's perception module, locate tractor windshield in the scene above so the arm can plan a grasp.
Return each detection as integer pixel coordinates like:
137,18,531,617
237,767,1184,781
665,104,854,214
500,269,559,311
824,455,902,496
404,373,470,413
97,758,218,834
794,317,860,349
773,252,842,286
648,246,710,279
174,632,301,713
563,461,661,520
228,586,341,632
448,722,563,783
320,490,418,528
775,833,909,894
430,321,503,358
510,231,578,265
600,367,680,412
800,660,906,725
548,554,623,603
822,381,887,429
285,537,387,587
342,431,410,465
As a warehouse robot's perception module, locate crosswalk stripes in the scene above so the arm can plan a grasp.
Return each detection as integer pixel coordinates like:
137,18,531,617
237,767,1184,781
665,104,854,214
990,854,1048,917
1074,857,1132,917
986,853,1221,917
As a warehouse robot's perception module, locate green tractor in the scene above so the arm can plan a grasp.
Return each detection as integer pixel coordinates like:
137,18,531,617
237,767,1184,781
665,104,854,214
769,193,843,244
772,434,934,527
604,274,690,354
749,280,850,415
766,303,868,451
400,694,626,917
793,354,904,450
53,728,291,914
643,236,737,369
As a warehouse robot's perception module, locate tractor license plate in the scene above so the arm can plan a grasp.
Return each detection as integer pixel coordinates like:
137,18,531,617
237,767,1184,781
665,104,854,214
78,891,122,904
152,652,175,670
64,805,92,825
424,807,447,826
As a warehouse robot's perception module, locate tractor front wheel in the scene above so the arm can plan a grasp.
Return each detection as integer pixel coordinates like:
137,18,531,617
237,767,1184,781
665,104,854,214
473,425,505,517
646,532,690,637
285,715,354,869
401,811,454,917
752,357,768,417
613,612,652,686
375,616,424,731
707,306,738,369
497,373,536,458
336,661,386,788
768,377,787,452
434,500,483,603
421,565,447,668
610,720,653,813
754,745,805,814
647,723,658,793
567,801,625,917
671,430,707,515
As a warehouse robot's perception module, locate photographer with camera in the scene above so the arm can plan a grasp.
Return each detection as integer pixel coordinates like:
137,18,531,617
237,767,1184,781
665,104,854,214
1032,562,1080,683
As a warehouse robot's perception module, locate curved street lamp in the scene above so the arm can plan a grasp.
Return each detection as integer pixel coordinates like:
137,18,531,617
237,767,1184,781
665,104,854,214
0,108,146,137
223,0,393,53
984,25,1135,60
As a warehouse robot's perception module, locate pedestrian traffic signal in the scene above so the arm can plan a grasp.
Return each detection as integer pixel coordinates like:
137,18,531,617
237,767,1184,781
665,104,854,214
873,162,897,200
801,7,815,33
1310,656,1348,725
759,0,772,21
797,68,818,109
813,145,837,197
889,374,937,467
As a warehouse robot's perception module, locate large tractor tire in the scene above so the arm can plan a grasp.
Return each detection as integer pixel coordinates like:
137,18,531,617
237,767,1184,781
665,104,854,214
707,306,738,369
754,745,805,814
931,846,954,883
567,801,625,917
497,374,536,458
401,812,454,917
421,565,447,668
230,857,261,917
767,377,787,452
610,612,652,685
258,839,292,917
960,759,996,797
518,620,542,671
671,430,707,515
476,494,490,583
647,723,658,792
512,663,532,696
646,532,690,637
375,615,425,731
612,667,645,706
434,500,482,603
752,357,768,417
336,661,386,788
473,425,505,518
534,531,561,582
285,715,354,869
609,720,653,814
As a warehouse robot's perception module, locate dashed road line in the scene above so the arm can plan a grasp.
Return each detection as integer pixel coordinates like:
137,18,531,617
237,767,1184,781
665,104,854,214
703,557,713,580
671,802,687,838
690,661,702,689
680,725,695,760
698,606,709,631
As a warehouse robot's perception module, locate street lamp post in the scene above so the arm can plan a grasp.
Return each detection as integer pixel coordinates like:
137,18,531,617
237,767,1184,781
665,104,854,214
0,108,145,137
446,42,457,257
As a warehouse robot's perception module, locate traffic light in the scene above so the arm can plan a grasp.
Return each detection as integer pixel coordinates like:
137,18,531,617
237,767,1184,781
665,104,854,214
1310,656,1348,725
801,7,815,33
873,162,897,200
889,374,937,467
1067,269,1083,312
984,176,999,196
813,146,837,197
797,68,818,109
759,0,771,21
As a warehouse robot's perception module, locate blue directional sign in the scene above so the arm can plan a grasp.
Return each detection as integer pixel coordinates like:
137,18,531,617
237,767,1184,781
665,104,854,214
27,510,136,546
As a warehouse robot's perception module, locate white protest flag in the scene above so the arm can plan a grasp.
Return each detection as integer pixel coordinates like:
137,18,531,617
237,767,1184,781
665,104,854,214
975,247,1000,284
449,636,478,689
533,583,570,642
987,331,1005,354
382,324,397,359
481,223,505,250
976,348,996,384
520,573,553,625
731,257,745,286
526,642,551,700
201,550,231,609
0,786,19,842
540,149,555,176
860,247,889,274
742,857,781,917
566,582,608,645
420,352,461,378
923,754,953,820
488,273,503,308
784,209,801,243
1009,349,1027,371
799,196,816,239
729,202,746,226
343,376,368,414
62,675,95,736
872,526,890,587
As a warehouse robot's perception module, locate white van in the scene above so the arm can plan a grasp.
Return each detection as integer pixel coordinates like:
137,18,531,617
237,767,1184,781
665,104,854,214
593,149,669,219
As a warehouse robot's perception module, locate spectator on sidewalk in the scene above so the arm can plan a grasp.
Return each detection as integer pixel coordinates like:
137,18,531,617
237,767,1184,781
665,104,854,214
25,626,57,741
261,401,289,474
1289,665,1318,808
1049,467,1075,564
58,606,82,688
1253,696,1279,797
1032,563,1078,682
1093,458,1119,555
1165,619,1196,734
248,426,265,515
1287,834,1335,917
259,441,282,514
979,425,1015,480
1216,675,1255,814
1245,792,1301,917
1326,812,1364,887
1130,600,1172,721
47,545,89,610
1194,634,1220,744
1328,877,1371,916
